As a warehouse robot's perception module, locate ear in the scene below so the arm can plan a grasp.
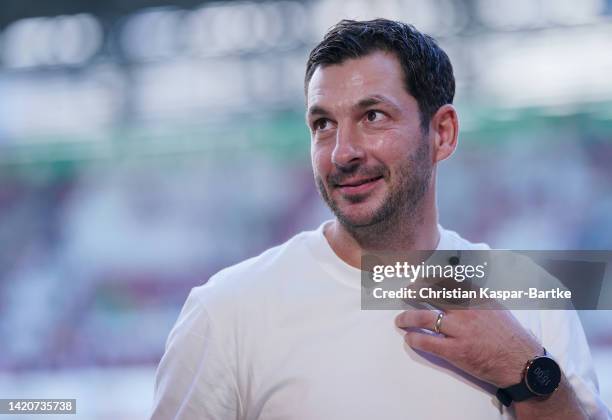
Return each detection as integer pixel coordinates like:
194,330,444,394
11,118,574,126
429,104,458,163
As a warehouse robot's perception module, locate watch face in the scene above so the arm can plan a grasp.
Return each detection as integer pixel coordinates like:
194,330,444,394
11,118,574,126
525,357,561,396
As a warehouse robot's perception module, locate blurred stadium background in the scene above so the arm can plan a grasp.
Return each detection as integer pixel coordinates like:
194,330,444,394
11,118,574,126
0,0,611,418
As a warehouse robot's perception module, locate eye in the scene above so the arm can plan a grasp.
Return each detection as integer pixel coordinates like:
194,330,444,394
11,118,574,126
365,110,385,123
313,118,331,131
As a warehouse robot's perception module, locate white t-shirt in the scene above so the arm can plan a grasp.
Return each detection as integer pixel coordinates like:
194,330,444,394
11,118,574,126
151,222,609,419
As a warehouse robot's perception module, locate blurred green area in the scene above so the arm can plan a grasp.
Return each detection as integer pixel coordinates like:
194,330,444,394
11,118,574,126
2,102,611,175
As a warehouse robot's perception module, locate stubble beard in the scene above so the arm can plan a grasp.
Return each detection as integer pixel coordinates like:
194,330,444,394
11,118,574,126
315,138,432,240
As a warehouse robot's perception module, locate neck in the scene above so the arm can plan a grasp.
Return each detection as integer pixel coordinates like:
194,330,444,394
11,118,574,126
324,192,440,269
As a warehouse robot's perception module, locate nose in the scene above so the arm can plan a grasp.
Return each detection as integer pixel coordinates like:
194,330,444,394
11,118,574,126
331,124,365,170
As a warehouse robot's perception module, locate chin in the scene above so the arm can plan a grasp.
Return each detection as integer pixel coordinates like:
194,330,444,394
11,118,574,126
335,203,384,228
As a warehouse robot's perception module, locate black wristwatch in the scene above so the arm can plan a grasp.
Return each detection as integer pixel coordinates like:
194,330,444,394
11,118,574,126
496,348,562,407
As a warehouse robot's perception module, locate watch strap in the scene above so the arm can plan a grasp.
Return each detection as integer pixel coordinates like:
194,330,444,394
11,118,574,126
496,388,513,407
496,347,549,407
496,382,535,407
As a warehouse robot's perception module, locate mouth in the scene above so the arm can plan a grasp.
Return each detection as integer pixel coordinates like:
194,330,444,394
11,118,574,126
335,175,384,195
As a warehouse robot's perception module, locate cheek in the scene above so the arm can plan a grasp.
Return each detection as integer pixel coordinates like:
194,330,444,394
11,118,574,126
368,128,420,161
311,146,331,177
366,134,389,150
363,132,406,167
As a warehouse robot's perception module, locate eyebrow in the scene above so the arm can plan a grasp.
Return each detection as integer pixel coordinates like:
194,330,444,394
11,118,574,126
355,95,401,113
306,94,401,120
306,105,329,119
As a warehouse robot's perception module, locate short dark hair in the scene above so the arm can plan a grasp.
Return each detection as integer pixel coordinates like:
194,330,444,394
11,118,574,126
305,19,455,129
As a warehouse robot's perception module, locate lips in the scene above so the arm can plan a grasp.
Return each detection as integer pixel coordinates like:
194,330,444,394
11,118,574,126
337,176,383,188
335,175,384,195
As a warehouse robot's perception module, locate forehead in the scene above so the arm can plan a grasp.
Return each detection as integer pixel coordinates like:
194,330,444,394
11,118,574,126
307,51,409,109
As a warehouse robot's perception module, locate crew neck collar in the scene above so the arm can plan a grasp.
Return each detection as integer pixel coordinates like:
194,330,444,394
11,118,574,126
305,220,448,290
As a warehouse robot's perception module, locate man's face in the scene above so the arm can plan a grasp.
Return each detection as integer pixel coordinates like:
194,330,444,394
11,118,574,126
306,51,433,228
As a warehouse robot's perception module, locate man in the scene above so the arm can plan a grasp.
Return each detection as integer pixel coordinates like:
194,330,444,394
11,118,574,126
151,19,609,419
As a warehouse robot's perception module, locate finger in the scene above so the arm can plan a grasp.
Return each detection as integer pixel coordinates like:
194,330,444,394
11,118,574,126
403,330,450,358
395,309,436,329
395,310,456,337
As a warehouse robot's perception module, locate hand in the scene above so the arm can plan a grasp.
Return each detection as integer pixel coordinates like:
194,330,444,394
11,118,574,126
394,308,543,388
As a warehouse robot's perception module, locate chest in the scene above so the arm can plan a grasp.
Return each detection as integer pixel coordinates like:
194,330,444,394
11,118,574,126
239,309,507,420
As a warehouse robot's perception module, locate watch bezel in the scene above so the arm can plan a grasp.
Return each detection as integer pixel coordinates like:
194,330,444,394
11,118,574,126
523,355,561,396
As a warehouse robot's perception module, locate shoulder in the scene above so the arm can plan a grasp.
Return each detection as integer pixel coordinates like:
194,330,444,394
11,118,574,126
212,228,316,284
189,228,319,309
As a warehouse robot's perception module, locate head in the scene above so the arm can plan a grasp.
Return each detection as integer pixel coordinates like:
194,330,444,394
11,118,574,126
305,19,458,230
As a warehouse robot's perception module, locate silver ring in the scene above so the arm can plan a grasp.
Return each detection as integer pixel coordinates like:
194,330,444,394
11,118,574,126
434,312,444,334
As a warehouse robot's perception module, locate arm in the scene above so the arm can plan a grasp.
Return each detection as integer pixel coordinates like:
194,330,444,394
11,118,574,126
395,308,609,419
150,289,242,420
514,373,587,420
523,309,610,420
